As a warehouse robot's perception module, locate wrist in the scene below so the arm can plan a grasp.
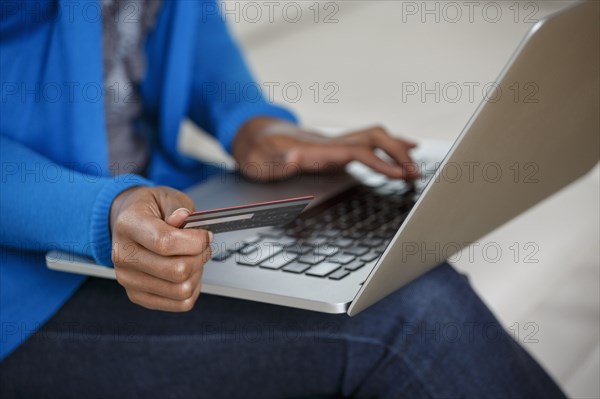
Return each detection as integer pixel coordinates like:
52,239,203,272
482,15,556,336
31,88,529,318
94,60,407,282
89,175,154,266
109,186,145,235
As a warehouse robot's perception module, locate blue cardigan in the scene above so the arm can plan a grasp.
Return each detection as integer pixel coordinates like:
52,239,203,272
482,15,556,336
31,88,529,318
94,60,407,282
0,0,296,360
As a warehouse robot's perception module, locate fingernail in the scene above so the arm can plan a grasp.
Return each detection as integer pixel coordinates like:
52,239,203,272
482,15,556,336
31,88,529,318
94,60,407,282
208,231,214,242
170,208,191,217
285,149,301,164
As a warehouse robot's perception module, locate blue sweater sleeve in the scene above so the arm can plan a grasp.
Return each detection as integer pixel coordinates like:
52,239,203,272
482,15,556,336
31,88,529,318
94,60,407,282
0,135,154,266
187,0,298,153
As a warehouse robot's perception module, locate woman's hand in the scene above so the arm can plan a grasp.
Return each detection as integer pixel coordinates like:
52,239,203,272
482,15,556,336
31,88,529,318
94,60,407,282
109,186,212,312
232,117,420,181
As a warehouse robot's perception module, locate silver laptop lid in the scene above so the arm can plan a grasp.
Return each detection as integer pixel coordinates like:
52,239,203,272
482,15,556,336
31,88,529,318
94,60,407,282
348,1,599,315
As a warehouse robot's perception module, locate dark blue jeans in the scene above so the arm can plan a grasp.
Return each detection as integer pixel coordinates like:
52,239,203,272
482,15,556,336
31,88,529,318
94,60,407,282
0,263,564,398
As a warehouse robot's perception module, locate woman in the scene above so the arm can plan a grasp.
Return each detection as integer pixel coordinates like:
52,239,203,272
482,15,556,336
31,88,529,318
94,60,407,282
0,1,564,397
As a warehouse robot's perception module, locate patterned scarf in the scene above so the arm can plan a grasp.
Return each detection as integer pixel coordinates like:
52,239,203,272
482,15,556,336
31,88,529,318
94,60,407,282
102,0,163,175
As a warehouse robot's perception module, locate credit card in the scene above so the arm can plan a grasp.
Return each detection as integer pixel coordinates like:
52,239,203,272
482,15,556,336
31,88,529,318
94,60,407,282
180,196,314,234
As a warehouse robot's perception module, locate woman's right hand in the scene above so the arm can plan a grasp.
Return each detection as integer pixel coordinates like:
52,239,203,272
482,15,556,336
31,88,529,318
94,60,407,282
109,186,213,311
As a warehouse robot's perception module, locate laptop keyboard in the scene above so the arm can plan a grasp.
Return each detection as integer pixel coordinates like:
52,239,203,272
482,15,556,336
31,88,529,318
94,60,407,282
211,177,429,280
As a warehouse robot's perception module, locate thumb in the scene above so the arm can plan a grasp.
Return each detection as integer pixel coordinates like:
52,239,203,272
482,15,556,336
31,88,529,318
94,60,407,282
165,207,192,228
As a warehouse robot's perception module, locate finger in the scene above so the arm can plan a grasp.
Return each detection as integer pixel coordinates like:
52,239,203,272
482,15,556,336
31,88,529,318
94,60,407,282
156,187,196,219
114,243,212,283
126,280,202,312
392,135,419,149
287,142,406,178
363,129,420,178
288,129,420,179
350,146,408,179
380,139,420,179
165,207,192,228
121,216,213,257
117,265,203,301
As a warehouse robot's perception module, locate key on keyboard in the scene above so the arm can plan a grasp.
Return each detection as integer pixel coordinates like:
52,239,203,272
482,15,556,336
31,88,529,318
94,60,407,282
237,244,283,266
282,262,312,274
260,252,297,270
328,269,350,280
306,262,341,277
298,253,327,265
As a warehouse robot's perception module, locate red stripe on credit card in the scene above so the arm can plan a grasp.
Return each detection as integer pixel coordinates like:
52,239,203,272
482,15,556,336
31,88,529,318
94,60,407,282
180,196,314,234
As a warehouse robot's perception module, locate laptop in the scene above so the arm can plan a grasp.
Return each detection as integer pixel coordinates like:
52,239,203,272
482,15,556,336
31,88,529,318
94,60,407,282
47,1,599,316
